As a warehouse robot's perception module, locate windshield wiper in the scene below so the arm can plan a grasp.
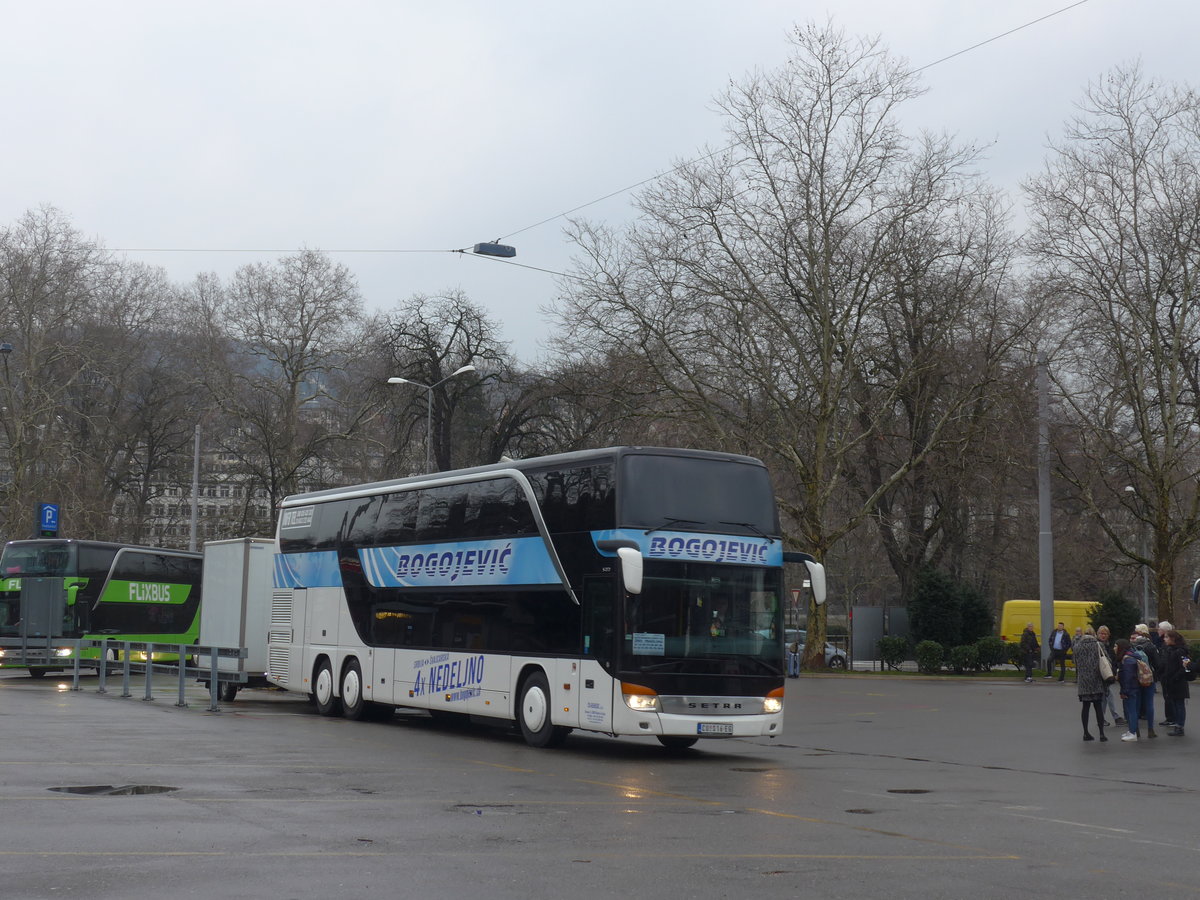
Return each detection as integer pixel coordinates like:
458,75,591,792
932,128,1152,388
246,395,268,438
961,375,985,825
719,521,774,543
643,517,702,535
635,660,691,673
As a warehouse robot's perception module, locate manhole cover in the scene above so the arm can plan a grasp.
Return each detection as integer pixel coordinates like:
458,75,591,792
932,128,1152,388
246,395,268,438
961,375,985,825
887,789,931,794
49,785,179,796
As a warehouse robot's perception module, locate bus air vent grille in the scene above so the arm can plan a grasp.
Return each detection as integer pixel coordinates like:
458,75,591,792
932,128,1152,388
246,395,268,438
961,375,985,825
268,647,290,685
270,591,293,626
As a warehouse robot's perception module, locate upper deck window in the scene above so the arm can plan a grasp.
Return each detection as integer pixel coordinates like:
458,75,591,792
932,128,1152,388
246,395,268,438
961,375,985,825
619,455,778,537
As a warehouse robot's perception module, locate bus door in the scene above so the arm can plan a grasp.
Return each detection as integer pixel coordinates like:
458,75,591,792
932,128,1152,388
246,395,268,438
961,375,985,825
578,575,617,732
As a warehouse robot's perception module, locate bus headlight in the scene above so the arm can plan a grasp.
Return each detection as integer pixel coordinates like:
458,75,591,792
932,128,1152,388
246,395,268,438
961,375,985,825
763,687,785,714
55,648,74,658
621,681,659,712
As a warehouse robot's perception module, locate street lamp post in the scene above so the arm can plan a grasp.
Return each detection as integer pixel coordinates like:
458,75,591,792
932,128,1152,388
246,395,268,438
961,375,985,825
388,364,476,472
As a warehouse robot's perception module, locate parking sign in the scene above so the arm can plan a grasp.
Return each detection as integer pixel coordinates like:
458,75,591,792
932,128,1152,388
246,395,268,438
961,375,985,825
38,503,59,537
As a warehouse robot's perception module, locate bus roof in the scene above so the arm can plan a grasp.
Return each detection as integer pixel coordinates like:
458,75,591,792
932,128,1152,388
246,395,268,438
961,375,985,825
280,446,768,508
2,539,201,558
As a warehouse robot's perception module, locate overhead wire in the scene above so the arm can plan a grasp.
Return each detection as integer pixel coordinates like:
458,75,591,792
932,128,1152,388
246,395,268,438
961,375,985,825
110,0,1094,264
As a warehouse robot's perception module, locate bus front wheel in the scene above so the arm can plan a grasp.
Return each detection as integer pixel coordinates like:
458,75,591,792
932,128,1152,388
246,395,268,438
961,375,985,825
313,659,341,717
518,671,570,748
657,736,699,751
341,659,366,720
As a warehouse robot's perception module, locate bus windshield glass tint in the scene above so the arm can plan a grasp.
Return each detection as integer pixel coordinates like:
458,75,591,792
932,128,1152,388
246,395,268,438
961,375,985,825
0,542,74,577
619,455,777,535
622,561,782,668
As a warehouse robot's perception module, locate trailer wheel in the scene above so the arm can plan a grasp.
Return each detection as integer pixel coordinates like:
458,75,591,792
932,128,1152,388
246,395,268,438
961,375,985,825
313,659,341,717
218,683,239,702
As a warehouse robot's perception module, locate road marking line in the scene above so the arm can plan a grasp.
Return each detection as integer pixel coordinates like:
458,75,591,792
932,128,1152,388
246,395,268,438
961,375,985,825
1008,813,1133,833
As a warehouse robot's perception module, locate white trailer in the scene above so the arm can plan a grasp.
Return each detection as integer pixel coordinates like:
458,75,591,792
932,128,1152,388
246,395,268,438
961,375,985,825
197,537,275,700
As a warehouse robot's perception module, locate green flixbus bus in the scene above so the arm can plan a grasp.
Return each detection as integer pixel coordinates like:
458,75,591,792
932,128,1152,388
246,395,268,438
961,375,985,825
266,446,826,749
0,539,203,677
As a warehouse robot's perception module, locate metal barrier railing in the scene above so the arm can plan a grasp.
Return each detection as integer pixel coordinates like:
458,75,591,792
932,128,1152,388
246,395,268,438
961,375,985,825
65,640,248,712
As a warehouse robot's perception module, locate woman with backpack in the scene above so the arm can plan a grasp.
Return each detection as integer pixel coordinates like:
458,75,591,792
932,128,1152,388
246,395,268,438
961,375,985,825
1159,630,1191,737
1116,639,1155,742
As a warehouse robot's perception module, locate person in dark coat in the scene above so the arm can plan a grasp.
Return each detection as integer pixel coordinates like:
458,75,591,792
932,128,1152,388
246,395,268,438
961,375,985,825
1159,629,1191,737
1116,639,1143,741
1047,622,1071,681
1073,629,1107,741
1019,623,1040,683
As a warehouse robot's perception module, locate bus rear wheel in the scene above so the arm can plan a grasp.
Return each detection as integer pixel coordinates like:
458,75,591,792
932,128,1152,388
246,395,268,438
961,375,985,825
341,659,366,720
313,659,341,717
518,671,570,748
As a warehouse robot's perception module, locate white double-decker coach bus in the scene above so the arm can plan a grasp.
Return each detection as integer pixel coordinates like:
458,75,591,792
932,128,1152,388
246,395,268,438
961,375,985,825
266,446,825,750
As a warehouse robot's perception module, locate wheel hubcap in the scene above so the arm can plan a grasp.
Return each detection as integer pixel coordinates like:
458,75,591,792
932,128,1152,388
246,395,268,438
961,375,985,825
524,686,547,732
343,670,360,707
316,667,332,704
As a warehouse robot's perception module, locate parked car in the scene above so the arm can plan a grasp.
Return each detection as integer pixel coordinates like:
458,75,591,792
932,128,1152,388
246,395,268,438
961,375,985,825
786,629,848,669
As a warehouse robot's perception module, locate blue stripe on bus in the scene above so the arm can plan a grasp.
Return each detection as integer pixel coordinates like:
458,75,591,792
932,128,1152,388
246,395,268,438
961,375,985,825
591,529,782,566
274,551,342,589
358,537,561,588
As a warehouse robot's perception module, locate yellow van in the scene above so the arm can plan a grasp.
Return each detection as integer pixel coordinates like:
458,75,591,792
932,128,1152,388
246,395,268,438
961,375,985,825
998,600,1098,644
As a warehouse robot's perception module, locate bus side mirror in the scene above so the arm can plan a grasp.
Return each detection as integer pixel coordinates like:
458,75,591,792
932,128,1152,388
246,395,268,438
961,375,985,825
616,547,643,595
805,560,827,606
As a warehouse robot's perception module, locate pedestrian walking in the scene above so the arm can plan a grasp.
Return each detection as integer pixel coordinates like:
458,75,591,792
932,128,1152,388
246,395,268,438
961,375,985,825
1073,628,1107,742
1020,623,1040,683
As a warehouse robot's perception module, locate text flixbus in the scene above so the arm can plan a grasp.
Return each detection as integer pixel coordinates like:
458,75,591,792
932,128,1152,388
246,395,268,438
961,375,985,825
0,540,202,676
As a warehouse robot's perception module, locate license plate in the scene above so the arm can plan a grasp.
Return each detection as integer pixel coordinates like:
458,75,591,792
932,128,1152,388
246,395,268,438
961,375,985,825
697,723,734,735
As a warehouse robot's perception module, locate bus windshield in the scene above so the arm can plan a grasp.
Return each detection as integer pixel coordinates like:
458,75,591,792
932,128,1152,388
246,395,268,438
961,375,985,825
1,542,74,577
622,561,782,672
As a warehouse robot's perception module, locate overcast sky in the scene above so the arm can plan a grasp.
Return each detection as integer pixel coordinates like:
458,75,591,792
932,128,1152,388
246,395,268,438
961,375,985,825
2,1,1196,361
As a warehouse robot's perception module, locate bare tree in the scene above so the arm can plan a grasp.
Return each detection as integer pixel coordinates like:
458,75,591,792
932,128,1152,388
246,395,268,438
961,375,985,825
190,249,368,509
0,206,108,538
376,291,505,472
555,24,1027,666
1026,64,1200,621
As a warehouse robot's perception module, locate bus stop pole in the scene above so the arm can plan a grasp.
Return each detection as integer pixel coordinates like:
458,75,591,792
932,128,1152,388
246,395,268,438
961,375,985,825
121,647,132,698
70,639,82,691
175,644,188,708
209,649,221,712
142,643,154,701
97,639,109,694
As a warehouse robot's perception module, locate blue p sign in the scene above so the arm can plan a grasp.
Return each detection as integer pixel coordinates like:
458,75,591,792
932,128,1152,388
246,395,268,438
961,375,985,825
39,503,59,537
